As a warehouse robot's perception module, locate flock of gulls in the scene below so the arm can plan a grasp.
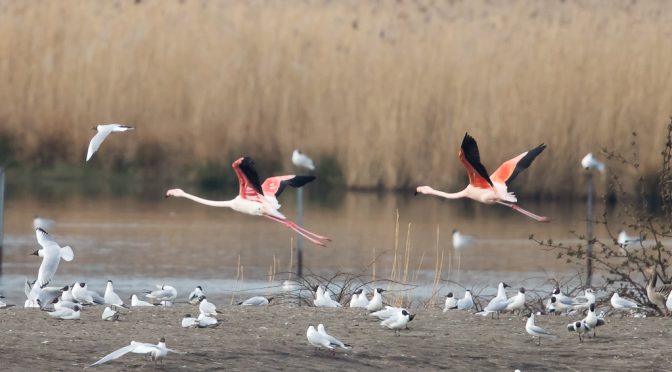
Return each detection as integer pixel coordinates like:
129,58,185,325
0,124,668,367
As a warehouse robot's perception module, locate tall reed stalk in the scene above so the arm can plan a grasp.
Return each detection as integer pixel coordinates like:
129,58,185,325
0,1,669,196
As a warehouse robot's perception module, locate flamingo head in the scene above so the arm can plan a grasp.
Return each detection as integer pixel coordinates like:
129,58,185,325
415,186,433,196
165,189,185,198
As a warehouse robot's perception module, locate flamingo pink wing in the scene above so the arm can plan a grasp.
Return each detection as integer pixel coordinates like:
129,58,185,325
262,175,295,198
490,144,546,186
232,157,264,201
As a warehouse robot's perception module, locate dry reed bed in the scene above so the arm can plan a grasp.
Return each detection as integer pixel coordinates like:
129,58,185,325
0,0,671,195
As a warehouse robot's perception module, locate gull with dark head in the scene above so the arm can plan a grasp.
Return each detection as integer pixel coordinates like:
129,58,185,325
87,337,184,367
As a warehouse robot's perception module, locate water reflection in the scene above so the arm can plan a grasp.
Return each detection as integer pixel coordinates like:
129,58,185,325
1,191,594,280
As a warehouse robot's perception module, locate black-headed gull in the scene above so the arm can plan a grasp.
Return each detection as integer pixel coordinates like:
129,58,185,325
88,337,183,367
292,150,315,171
102,306,120,321
581,153,606,172
583,303,605,336
86,124,134,162
182,313,220,328
365,288,385,311
454,290,474,311
313,286,341,308
477,282,510,318
130,294,155,307
306,325,348,353
238,296,272,306
611,292,640,315
31,228,74,288
370,306,407,320
104,280,125,307
188,286,204,305
506,288,526,314
381,309,415,336
443,292,458,313
72,282,105,305
145,285,177,306
48,305,81,320
566,320,591,342
350,288,370,308
525,313,556,345
198,296,218,316
317,324,351,350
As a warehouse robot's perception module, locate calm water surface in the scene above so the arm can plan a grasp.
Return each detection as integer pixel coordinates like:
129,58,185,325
0,192,607,302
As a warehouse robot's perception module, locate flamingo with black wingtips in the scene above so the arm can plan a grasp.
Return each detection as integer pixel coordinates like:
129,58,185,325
415,133,549,222
165,157,330,246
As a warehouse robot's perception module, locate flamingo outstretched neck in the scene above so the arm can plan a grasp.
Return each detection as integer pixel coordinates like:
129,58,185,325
415,133,549,222
165,157,330,246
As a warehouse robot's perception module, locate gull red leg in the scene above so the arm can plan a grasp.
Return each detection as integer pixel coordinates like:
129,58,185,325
496,201,550,222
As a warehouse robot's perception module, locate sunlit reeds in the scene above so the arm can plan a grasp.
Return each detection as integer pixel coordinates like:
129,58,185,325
1,0,670,196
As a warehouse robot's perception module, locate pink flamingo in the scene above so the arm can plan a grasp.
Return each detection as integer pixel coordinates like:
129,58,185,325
415,133,549,222
165,157,330,246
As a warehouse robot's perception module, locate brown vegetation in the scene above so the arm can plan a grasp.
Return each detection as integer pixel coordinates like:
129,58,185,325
0,0,671,195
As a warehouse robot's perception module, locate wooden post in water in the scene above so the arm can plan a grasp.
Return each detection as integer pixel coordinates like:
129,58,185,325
586,171,594,287
0,167,4,277
296,187,304,278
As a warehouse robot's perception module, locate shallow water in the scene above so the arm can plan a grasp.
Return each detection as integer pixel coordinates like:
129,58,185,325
0,191,610,303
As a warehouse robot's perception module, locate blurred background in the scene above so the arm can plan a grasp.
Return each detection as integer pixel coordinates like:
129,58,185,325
0,0,670,299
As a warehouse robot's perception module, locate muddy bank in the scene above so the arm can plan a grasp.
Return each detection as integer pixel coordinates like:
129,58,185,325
0,305,669,371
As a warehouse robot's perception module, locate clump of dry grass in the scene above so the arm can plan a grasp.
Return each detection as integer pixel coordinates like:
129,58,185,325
1,0,671,196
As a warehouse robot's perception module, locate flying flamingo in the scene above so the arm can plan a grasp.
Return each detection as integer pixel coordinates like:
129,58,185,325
415,133,549,222
165,157,330,246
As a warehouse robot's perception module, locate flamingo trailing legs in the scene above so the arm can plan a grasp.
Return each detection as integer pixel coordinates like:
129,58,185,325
166,157,330,246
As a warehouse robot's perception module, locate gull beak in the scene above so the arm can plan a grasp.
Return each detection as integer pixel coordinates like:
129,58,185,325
30,250,39,256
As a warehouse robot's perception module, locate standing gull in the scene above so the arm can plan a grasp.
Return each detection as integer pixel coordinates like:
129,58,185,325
317,324,351,350
381,309,415,336
104,280,125,307
583,303,605,336
506,288,526,314
525,313,556,346
567,320,591,342
610,292,640,315
366,288,385,311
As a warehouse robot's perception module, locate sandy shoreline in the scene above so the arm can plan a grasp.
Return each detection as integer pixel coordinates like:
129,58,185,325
1,304,670,371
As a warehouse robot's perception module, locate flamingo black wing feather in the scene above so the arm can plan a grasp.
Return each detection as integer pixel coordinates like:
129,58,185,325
504,144,546,187
276,176,315,197
461,133,493,187
238,157,264,195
